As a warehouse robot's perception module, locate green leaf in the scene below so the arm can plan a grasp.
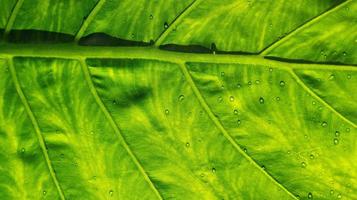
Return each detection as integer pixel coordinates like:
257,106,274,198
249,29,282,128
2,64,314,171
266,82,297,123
0,0,356,200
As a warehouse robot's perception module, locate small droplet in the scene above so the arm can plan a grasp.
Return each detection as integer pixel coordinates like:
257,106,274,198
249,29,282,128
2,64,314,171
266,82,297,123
233,109,238,115
269,68,273,72
185,142,190,148
237,120,241,126
149,14,153,20
329,74,335,80
178,95,185,102
310,154,314,159
109,190,113,196
90,131,94,135
337,194,342,199
330,190,334,195
279,81,285,87
261,165,266,170
230,96,234,102
212,168,216,173
308,192,313,199
21,148,25,153
218,96,223,103
301,162,307,168
335,131,340,137
347,74,351,79
276,97,280,101
321,121,328,127
200,173,205,177
164,22,169,29
287,150,291,154
320,50,325,55
165,109,169,115
112,100,117,105
221,85,225,90
43,191,47,195
334,138,339,145
343,52,347,56
220,72,225,77
248,81,252,85
237,83,241,88
312,101,316,105
346,128,350,132
243,148,247,153
255,80,260,84
259,97,265,104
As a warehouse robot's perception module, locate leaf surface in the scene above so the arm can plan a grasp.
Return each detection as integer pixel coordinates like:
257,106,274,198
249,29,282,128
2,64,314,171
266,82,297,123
0,0,356,200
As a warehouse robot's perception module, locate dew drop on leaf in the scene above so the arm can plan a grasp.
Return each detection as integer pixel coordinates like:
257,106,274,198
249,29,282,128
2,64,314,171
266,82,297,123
343,52,347,56
233,109,238,115
248,81,252,86
165,109,169,115
218,96,223,103
330,190,334,195
149,14,153,20
269,68,273,72
185,142,190,148
259,97,264,104
335,131,340,137
308,192,313,199
310,154,314,159
337,194,342,199
109,190,113,196
276,97,280,101
220,72,225,77
329,74,335,80
243,148,247,153
312,101,316,105
237,120,241,126
230,96,234,102
346,127,350,132
255,80,260,84
301,162,306,168
212,168,216,173
237,83,241,88
164,22,169,29
347,74,351,79
321,121,327,127
279,81,285,87
178,95,185,102
21,148,25,153
43,191,47,195
334,138,339,145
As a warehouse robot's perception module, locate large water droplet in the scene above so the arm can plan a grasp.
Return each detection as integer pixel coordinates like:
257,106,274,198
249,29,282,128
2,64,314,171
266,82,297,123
259,97,265,104
178,95,185,102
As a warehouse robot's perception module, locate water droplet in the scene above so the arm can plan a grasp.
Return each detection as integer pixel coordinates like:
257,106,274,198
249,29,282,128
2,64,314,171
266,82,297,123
343,52,347,56
212,168,216,173
21,148,25,153
164,22,169,29
337,194,342,199
220,72,225,77
243,148,247,153
346,128,350,132
334,138,339,145
149,14,153,20
185,142,190,148
255,80,260,84
109,190,113,196
237,120,241,126
200,173,205,177
259,97,265,104
287,150,291,154
221,85,225,90
269,68,273,72
233,109,238,115
178,95,185,102
276,97,280,101
112,100,117,105
310,154,314,159
329,74,335,80
308,192,313,199
321,121,327,127
330,190,334,195
347,74,351,79
237,83,241,88
90,131,94,135
312,101,316,105
60,153,64,158
261,165,266,170
230,96,234,102
301,162,307,168
165,109,169,115
335,131,340,137
279,81,285,87
43,191,47,195
248,81,252,86
218,96,223,103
